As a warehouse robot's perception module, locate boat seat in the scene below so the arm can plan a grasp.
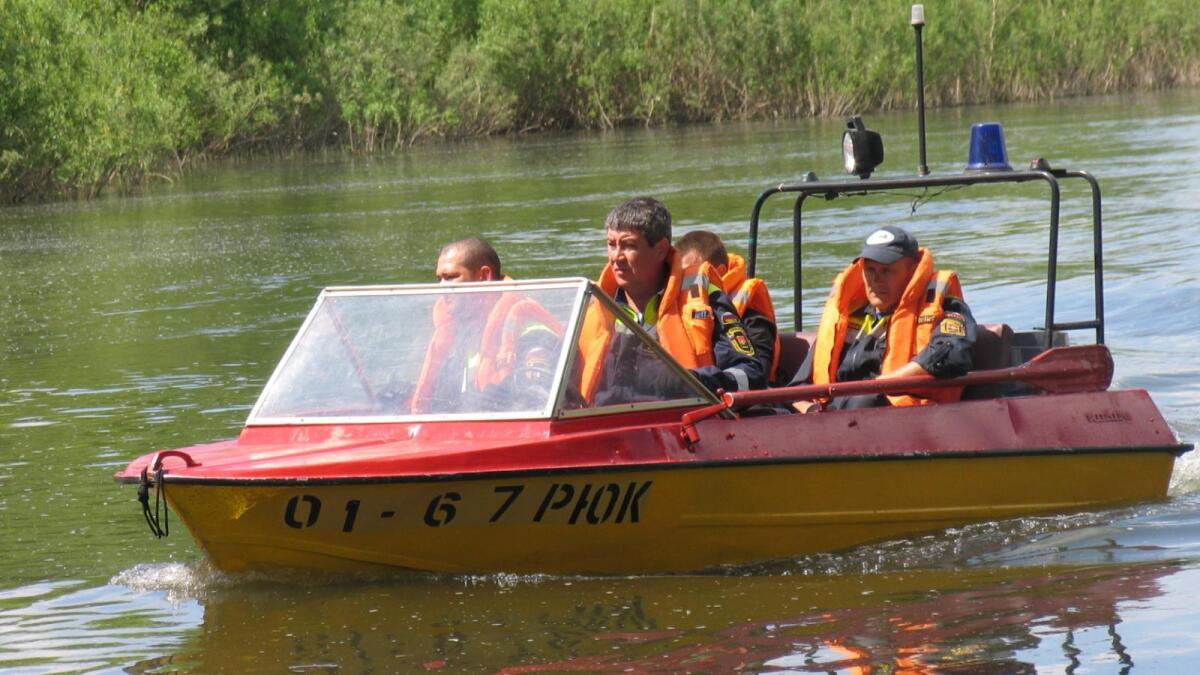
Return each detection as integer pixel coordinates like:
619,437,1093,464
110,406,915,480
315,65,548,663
973,323,1015,370
961,323,1019,400
774,331,816,386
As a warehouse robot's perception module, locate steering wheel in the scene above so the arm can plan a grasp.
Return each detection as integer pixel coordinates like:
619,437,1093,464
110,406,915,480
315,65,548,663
511,363,555,384
505,363,554,407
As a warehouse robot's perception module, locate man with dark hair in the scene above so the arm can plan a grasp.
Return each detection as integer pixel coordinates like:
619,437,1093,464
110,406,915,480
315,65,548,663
803,224,975,409
436,236,502,283
677,230,780,383
577,197,767,399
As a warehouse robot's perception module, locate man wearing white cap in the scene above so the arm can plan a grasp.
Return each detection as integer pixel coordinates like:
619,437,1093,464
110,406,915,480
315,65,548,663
803,225,975,409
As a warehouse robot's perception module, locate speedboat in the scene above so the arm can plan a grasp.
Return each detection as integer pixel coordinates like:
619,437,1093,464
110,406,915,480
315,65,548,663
116,9,1190,575
115,273,1188,574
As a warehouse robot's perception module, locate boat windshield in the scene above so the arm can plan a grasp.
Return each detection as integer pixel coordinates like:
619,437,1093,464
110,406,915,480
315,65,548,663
559,289,714,415
248,279,712,424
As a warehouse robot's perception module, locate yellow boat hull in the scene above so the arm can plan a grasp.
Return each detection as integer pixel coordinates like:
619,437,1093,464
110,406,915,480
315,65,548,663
163,450,1177,574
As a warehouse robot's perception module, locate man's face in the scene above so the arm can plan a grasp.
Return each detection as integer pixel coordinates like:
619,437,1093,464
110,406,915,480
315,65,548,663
607,229,669,294
862,257,917,313
436,247,496,317
436,248,495,284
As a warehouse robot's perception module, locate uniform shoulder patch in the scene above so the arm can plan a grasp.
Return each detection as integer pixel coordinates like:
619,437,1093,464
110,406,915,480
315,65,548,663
939,317,966,336
723,317,756,356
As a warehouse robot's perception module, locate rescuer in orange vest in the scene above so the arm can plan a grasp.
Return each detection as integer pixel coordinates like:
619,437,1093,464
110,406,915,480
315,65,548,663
677,230,781,384
411,237,560,413
578,197,767,403
799,225,975,409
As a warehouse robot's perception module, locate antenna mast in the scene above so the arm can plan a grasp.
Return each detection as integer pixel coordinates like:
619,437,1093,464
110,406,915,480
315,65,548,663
912,4,930,176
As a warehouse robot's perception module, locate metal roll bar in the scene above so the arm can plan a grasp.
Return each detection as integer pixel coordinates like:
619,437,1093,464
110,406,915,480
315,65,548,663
746,168,1105,348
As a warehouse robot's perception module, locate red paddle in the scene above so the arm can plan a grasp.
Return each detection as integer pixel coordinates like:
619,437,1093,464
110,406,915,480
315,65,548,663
724,344,1114,409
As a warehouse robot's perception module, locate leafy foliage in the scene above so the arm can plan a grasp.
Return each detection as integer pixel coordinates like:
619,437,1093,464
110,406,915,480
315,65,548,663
2,0,1199,201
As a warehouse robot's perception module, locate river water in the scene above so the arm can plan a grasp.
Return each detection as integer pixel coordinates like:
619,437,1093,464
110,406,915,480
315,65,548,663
3,89,1200,672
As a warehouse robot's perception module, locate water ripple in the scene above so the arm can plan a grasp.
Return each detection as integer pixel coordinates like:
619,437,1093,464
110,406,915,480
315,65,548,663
0,575,202,672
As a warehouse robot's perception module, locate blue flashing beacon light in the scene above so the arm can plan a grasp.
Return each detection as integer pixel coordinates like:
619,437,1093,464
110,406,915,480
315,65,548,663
965,122,1012,172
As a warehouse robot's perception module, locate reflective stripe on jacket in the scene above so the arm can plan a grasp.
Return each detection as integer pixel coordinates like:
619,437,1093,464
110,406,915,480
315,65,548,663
720,253,781,381
812,248,964,406
578,248,718,401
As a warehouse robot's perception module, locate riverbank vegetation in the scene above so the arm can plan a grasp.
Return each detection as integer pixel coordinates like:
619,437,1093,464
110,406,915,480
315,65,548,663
3,0,1198,202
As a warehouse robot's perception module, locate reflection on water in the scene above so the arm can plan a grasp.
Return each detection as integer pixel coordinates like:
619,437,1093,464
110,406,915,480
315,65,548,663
3,557,1194,672
3,89,1200,670
491,564,1182,673
3,500,1199,672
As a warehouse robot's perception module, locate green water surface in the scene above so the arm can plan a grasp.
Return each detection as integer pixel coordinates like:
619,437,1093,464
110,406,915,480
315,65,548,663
3,89,1200,672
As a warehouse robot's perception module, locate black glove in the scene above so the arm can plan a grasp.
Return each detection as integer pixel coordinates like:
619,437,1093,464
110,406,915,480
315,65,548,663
689,367,738,394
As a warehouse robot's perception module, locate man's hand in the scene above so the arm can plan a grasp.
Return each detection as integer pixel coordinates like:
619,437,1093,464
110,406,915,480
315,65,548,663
690,368,736,394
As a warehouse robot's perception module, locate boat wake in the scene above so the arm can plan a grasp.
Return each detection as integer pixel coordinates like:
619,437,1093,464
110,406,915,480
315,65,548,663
109,559,469,598
1169,445,1200,495
110,561,218,604
715,494,1200,578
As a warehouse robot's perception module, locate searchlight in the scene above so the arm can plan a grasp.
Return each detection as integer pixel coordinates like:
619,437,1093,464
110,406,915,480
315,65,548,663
842,116,884,179
965,122,1013,172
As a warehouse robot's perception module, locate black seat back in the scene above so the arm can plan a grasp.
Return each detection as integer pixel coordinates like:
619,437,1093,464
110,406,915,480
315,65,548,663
774,331,816,386
961,323,1018,399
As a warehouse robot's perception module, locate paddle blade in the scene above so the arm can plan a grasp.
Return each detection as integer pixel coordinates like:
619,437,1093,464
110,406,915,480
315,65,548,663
1020,344,1113,394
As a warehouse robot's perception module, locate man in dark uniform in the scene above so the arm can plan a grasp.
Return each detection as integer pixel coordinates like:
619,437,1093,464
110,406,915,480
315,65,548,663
677,229,780,384
795,225,975,410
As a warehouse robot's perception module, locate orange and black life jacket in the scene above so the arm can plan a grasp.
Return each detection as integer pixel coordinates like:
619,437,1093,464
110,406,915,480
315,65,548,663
811,248,963,406
476,297,564,388
720,253,782,381
577,248,719,402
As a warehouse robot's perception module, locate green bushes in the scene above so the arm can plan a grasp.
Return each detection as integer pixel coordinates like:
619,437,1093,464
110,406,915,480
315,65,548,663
3,0,1200,202
0,2,282,201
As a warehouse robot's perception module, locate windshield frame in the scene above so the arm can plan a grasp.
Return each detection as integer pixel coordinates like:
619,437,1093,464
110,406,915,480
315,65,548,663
245,278,715,426
552,284,718,419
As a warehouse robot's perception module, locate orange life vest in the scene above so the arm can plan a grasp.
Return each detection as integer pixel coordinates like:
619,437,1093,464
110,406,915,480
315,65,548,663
475,297,564,387
812,248,963,406
577,248,718,401
720,253,782,381
412,280,562,413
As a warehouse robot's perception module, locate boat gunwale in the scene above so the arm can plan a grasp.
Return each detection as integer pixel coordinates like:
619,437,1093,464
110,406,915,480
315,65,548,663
117,442,1192,486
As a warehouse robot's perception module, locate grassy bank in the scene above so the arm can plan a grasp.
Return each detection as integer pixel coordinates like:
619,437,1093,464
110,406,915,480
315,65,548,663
3,0,1198,202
